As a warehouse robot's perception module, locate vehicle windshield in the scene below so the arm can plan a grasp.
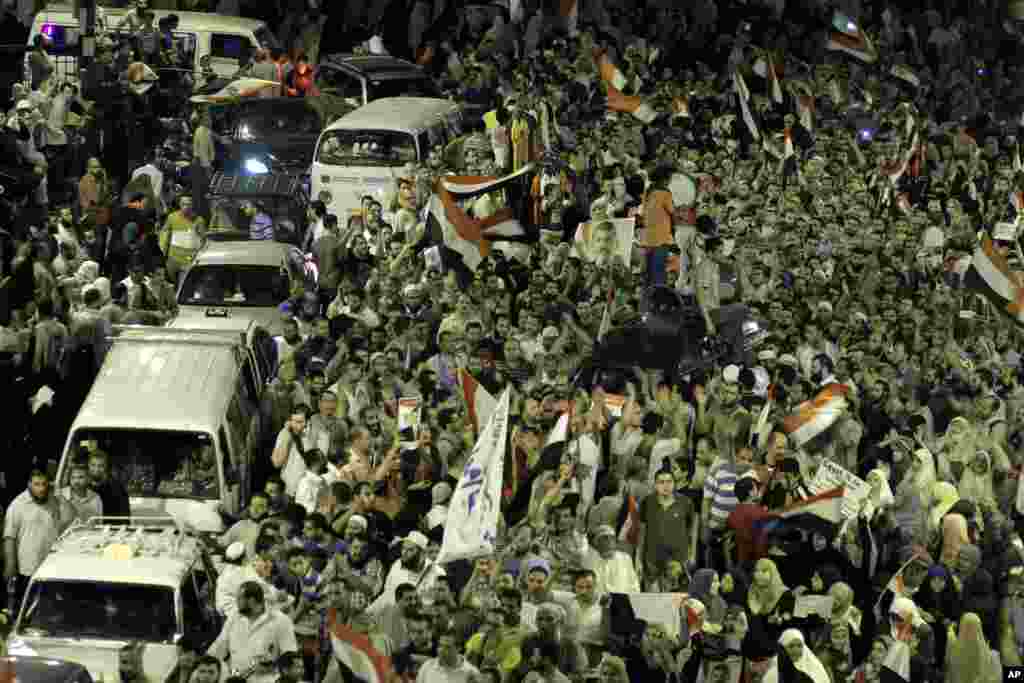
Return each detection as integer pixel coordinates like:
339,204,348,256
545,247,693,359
179,264,291,308
368,77,441,100
238,106,321,138
20,580,176,642
67,429,219,500
316,129,417,166
207,196,301,242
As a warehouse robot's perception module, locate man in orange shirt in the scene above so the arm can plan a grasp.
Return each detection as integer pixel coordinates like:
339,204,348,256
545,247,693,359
642,165,675,287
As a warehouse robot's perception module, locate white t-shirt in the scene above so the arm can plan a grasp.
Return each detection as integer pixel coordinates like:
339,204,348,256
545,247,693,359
415,658,478,683
275,427,329,496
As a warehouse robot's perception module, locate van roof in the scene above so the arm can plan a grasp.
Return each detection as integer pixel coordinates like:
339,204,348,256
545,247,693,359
72,338,240,434
34,4,268,32
34,520,201,589
322,97,458,134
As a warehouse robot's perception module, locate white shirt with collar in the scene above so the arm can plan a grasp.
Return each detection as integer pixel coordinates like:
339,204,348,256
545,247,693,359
207,607,298,681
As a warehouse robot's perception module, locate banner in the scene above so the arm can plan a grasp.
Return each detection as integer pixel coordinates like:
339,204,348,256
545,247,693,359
809,460,870,519
397,397,421,449
573,217,635,268
459,368,496,435
437,388,510,563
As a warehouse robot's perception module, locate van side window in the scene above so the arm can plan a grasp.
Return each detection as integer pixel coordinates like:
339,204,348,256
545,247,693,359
211,33,251,62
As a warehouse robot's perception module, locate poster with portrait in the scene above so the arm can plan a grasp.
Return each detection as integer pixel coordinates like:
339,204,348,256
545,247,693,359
573,217,635,268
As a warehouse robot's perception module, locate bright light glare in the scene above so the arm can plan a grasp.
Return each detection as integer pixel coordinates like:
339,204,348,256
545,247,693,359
244,158,269,174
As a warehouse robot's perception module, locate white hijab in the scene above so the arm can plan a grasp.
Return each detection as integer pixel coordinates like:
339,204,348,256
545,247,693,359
776,629,831,683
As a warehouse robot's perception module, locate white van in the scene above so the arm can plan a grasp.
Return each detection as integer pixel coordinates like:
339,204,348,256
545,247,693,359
55,323,274,533
310,97,462,221
28,4,277,83
8,517,218,683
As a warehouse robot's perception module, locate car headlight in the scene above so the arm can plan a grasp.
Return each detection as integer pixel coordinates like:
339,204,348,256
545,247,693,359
244,158,269,175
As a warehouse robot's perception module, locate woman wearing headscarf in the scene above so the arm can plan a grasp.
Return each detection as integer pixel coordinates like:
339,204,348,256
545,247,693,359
939,512,969,568
945,613,1001,683
848,635,891,683
916,565,961,671
745,558,796,671
763,629,831,683
956,544,1000,648
940,415,977,481
999,565,1024,666
927,482,960,545
689,570,728,660
892,448,937,545
957,450,998,510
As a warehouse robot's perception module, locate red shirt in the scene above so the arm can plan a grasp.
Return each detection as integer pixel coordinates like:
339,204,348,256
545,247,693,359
727,503,778,565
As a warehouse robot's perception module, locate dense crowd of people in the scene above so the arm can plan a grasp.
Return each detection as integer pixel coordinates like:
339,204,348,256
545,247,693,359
2,0,1024,682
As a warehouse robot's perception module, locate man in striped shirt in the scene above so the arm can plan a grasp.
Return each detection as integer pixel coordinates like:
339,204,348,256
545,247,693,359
702,441,754,572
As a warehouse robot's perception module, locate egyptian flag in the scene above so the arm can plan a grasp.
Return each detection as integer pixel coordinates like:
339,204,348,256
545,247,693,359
616,491,640,546
189,78,279,103
595,49,628,91
606,86,659,124
427,165,532,271
459,368,497,435
782,383,849,448
329,611,394,683
826,12,877,63
781,487,845,526
962,235,1024,327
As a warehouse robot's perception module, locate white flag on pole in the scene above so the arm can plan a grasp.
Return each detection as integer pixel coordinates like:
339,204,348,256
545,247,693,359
437,388,511,564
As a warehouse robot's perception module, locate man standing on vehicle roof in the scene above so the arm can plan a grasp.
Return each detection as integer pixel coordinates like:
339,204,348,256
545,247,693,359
192,108,215,221
160,195,203,285
4,469,74,610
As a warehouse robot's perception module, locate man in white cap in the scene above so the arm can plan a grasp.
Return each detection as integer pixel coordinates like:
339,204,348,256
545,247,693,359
372,530,445,610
